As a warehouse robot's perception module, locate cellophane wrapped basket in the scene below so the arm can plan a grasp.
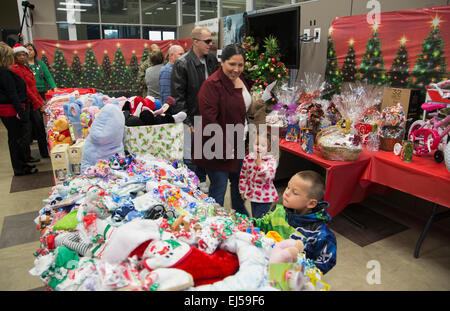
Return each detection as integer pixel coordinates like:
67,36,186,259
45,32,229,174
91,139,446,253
316,85,379,161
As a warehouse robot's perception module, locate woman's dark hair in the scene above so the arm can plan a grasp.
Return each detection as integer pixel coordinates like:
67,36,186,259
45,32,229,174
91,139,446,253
221,43,246,62
24,43,38,61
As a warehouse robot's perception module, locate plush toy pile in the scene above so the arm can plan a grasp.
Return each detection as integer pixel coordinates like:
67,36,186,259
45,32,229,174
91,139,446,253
30,154,329,291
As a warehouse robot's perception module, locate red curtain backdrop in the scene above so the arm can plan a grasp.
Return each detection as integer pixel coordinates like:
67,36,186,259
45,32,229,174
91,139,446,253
330,5,450,76
33,38,192,65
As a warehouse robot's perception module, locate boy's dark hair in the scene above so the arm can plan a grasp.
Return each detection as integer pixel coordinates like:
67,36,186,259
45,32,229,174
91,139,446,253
150,49,164,65
296,170,325,201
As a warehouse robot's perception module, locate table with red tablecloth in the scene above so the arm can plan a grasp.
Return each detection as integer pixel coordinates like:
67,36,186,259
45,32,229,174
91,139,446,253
279,138,450,257
360,150,450,208
279,138,450,216
279,139,376,217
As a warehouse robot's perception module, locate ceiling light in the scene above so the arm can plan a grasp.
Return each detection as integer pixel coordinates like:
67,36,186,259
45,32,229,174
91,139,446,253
57,7,87,12
59,2,92,6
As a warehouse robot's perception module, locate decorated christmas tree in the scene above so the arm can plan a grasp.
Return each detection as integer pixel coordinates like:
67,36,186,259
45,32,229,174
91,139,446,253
129,50,140,95
251,35,289,101
341,39,358,83
324,26,343,99
71,51,83,88
52,44,73,88
387,36,410,88
80,44,102,88
141,43,150,65
410,14,447,90
112,43,132,96
40,50,55,89
241,35,260,83
358,23,386,85
100,50,113,92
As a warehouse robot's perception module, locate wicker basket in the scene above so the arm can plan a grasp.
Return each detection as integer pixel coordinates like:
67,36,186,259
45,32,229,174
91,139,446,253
317,144,362,161
379,136,403,152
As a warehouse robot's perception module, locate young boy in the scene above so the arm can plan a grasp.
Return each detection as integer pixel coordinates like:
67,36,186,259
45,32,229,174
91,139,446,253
252,170,337,274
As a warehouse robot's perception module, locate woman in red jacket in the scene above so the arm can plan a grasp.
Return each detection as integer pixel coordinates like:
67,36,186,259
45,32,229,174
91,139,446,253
0,44,38,175
10,44,49,162
195,44,251,216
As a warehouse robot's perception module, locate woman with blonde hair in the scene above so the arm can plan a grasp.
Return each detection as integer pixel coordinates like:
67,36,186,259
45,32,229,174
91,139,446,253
0,44,38,175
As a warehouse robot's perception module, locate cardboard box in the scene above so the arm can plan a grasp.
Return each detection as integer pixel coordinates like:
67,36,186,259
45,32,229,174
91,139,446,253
381,87,422,138
68,139,85,176
381,87,422,121
51,143,70,184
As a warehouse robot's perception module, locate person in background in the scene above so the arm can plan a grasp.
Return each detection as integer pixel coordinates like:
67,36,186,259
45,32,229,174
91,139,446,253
195,44,249,215
0,44,38,175
252,170,337,274
138,44,160,97
144,49,165,101
10,44,49,161
171,26,219,194
159,44,184,104
24,43,57,99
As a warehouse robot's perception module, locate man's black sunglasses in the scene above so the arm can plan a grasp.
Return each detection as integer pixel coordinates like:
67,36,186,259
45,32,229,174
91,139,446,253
194,38,213,44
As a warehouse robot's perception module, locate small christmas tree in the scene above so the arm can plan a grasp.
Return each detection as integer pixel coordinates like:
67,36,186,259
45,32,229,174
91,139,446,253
52,45,73,88
387,36,410,88
358,23,386,85
410,14,447,90
71,51,83,88
252,35,289,102
324,26,343,99
40,50,55,89
341,39,358,83
129,50,140,95
141,43,150,65
112,43,132,96
241,35,260,83
81,44,102,88
100,50,113,92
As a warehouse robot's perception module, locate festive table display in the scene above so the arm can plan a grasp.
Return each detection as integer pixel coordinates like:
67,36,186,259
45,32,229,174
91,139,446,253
30,154,328,291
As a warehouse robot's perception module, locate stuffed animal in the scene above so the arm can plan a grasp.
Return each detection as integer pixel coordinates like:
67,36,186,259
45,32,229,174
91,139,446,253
81,103,125,173
269,239,304,264
52,118,73,146
63,97,83,138
123,96,186,126
248,98,267,126
79,112,91,138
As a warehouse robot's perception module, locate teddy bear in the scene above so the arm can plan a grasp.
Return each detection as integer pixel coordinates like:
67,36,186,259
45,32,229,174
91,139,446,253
52,118,73,146
269,238,304,264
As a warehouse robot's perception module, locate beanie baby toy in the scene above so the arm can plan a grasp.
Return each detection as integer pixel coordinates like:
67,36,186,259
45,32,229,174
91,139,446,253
52,118,73,146
81,103,125,173
123,96,186,126
63,97,84,138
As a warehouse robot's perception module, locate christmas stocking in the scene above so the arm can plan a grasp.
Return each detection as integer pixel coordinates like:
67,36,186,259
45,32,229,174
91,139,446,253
141,239,239,286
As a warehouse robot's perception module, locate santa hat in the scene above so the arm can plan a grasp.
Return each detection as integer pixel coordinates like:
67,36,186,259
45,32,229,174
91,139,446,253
12,44,29,55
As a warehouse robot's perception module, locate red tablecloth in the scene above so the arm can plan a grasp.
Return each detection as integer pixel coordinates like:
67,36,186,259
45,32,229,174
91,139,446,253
279,139,375,217
360,151,450,208
45,88,97,100
279,139,450,217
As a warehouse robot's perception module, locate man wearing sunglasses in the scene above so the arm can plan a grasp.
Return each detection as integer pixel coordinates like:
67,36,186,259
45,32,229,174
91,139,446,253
171,26,219,194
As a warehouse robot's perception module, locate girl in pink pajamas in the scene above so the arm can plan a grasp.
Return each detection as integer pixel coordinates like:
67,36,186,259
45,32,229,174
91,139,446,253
239,132,279,218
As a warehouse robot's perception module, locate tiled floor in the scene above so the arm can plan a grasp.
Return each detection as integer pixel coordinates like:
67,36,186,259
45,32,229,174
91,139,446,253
0,122,449,291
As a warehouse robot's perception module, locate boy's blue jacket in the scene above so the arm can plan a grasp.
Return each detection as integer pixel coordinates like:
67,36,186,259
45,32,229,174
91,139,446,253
254,202,337,274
